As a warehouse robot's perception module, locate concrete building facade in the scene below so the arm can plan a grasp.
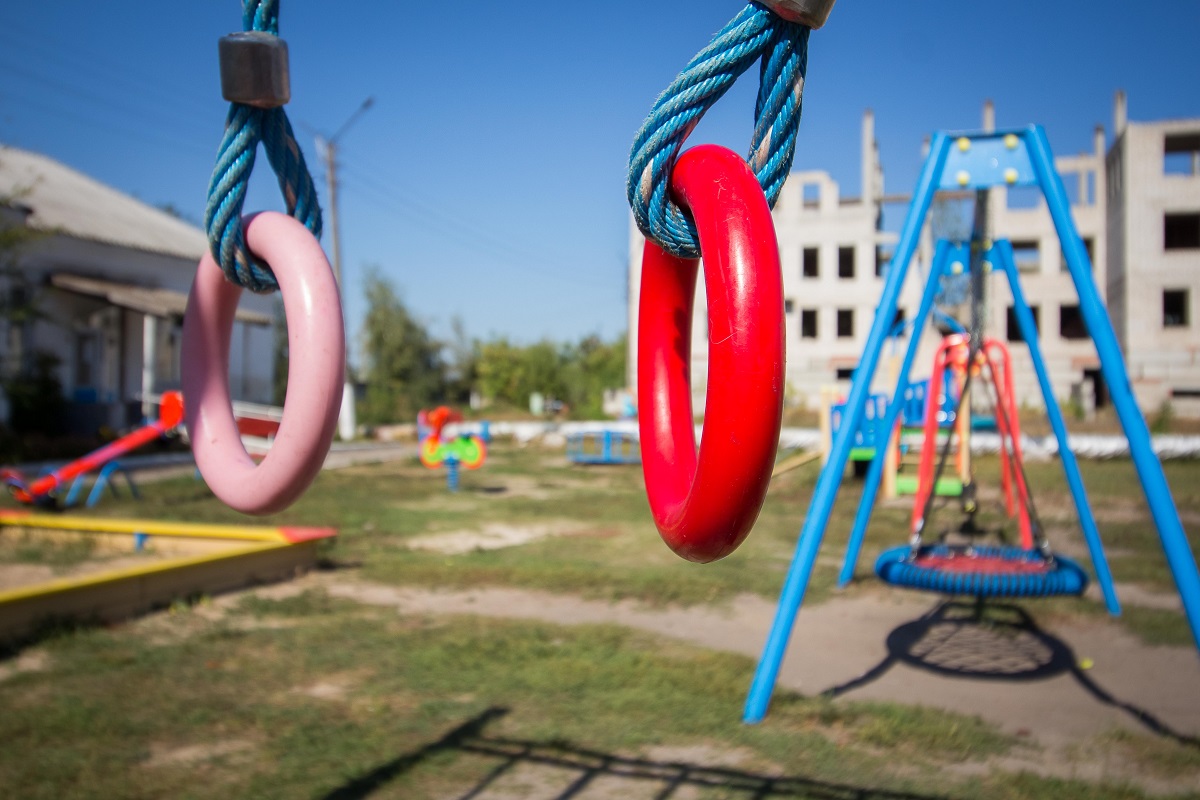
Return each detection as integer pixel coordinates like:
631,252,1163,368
627,110,909,412
1106,93,1200,417
984,115,1109,412
628,95,1200,418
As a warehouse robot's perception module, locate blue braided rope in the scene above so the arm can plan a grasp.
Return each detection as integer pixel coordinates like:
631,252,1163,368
244,0,279,34
627,2,809,259
875,545,1089,599
204,0,322,293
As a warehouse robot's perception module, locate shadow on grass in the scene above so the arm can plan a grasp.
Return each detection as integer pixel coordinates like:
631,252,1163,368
321,707,951,800
823,600,1200,749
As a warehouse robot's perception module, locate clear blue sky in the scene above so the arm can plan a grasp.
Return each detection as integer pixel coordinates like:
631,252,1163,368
2,2,1197,360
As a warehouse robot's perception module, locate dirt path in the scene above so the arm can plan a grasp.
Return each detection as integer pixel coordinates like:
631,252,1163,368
296,575,1200,771
241,570,1200,797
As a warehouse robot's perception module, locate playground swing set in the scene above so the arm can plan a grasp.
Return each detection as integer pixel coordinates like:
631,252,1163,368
736,126,1200,723
621,0,1200,727
821,359,972,498
5,0,1196,740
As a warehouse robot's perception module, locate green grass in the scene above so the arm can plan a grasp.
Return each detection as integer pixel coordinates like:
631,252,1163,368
3,441,1199,797
32,440,1200,642
0,531,98,569
0,593,1025,799
4,591,1194,799
1090,728,1200,781
233,588,362,619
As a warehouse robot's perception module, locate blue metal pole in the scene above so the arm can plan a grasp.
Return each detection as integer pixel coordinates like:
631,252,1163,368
1025,126,1200,650
993,240,1121,615
837,240,952,587
743,133,954,724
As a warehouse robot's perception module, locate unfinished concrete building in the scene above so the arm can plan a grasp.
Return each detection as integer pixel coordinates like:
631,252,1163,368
627,94,1200,418
1106,92,1200,417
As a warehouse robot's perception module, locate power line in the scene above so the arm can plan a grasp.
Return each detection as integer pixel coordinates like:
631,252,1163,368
336,160,615,292
0,25,215,119
0,88,214,161
0,60,215,156
0,21,621,299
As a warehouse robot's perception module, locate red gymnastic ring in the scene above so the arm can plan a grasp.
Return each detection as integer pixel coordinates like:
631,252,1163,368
638,144,785,563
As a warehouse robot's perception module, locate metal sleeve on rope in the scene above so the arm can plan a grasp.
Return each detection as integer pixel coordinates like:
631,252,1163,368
757,0,837,29
204,0,322,293
627,3,810,259
219,32,290,108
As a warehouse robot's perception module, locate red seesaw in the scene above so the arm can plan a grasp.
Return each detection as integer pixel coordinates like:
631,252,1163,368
1,391,185,507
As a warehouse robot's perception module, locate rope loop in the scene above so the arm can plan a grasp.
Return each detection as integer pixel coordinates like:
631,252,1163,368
204,0,322,293
627,2,810,259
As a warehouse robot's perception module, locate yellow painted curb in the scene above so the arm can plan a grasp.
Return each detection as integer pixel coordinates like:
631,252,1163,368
0,512,337,641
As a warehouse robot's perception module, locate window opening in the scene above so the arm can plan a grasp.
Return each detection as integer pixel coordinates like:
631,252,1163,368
1164,133,1200,176
1163,289,1189,328
802,247,819,278
1059,304,1088,340
1006,305,1040,342
1165,213,1200,250
837,308,854,338
800,309,818,339
838,246,855,279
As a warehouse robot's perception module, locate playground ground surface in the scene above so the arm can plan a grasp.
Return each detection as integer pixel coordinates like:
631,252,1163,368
1,439,1198,799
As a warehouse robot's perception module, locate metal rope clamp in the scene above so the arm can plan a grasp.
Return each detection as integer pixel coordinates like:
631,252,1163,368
757,0,837,28
219,31,290,108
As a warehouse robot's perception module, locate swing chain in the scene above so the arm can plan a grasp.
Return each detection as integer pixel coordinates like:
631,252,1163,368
204,0,323,293
626,2,822,259
976,353,1058,565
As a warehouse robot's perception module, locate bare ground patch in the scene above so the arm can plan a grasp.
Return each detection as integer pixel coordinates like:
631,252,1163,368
406,521,601,554
0,646,50,683
299,572,1200,788
143,738,259,769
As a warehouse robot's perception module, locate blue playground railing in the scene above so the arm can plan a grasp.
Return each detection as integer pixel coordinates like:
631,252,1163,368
566,431,641,465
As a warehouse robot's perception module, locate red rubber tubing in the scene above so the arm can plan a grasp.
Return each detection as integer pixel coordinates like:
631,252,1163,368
985,338,1034,549
913,334,965,534
638,144,785,563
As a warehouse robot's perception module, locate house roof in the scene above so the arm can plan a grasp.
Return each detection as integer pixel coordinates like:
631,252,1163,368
50,273,272,326
0,145,208,260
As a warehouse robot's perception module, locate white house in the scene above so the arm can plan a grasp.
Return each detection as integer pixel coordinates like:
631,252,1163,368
0,145,276,434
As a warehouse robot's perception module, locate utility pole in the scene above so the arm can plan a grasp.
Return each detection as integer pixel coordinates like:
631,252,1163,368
316,96,373,441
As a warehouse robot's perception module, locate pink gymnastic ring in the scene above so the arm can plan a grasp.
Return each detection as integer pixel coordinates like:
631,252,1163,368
182,211,345,515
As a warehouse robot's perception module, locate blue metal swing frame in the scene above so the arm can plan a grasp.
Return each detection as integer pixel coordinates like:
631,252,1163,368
742,126,1200,724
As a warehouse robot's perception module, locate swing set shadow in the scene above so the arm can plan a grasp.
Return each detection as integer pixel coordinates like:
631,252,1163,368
320,706,951,800
821,599,1200,750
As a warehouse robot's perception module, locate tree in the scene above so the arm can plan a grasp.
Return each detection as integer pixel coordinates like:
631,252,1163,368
560,333,627,418
1,193,64,439
358,270,444,424
475,337,531,409
443,315,479,407
1,198,47,378
475,332,627,419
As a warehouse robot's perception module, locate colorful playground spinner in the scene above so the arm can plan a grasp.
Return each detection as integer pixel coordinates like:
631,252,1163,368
418,407,487,490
